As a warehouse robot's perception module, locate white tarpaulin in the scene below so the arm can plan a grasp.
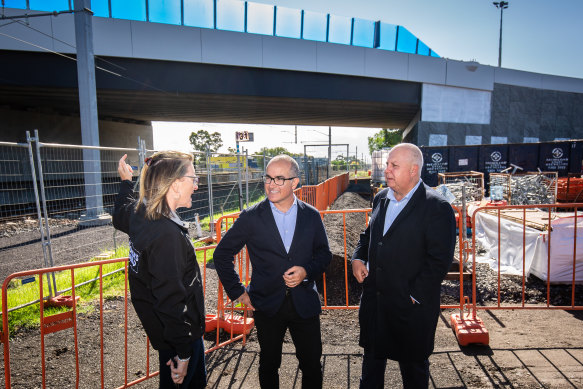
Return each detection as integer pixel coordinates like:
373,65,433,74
530,217,583,283
472,207,541,276
471,206,583,282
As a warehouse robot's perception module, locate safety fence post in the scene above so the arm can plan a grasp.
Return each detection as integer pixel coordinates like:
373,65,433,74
449,202,489,346
205,215,254,353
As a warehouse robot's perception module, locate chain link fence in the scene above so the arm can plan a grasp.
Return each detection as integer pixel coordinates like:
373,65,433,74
2,132,340,284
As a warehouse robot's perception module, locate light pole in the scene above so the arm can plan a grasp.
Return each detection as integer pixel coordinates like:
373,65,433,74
493,1,509,68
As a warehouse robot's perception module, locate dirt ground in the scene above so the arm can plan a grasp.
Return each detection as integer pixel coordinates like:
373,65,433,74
1,192,582,388
2,300,582,388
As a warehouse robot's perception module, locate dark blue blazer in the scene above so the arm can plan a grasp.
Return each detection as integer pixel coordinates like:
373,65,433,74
352,184,456,362
214,198,332,318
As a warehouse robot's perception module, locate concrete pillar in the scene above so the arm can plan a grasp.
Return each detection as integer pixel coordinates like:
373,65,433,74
74,0,109,224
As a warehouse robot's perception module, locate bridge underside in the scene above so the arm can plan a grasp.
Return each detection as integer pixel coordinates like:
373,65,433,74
1,50,420,128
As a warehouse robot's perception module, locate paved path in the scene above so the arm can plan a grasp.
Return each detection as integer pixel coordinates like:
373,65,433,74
204,309,583,388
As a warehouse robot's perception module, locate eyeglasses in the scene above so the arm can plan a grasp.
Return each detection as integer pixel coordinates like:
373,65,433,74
262,175,297,186
183,175,199,185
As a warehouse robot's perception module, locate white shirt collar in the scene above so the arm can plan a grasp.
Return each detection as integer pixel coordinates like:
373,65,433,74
269,194,298,214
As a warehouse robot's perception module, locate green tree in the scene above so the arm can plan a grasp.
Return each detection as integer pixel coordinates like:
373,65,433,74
255,147,304,169
367,128,403,154
331,155,347,171
259,146,294,156
189,130,223,154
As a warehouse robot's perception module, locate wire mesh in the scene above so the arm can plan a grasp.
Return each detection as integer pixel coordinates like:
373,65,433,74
0,141,47,278
371,149,390,184
0,141,38,220
34,144,137,267
0,138,319,278
489,172,558,205
438,171,485,206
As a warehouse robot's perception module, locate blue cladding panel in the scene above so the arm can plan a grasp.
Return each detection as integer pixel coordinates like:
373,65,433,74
247,2,273,35
328,14,351,44
91,0,110,17
352,18,374,48
18,0,440,58
302,10,326,42
3,0,27,8
378,22,397,51
275,6,301,38
184,0,214,28
111,0,147,21
29,0,70,11
396,25,417,54
417,40,429,56
148,0,181,25
217,0,244,32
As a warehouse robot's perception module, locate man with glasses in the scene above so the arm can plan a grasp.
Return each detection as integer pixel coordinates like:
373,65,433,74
214,154,332,389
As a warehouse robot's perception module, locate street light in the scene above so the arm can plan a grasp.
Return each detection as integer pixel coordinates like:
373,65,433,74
493,1,509,68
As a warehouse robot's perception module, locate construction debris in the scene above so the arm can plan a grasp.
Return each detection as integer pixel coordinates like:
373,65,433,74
509,173,556,205
490,172,557,205
438,171,484,207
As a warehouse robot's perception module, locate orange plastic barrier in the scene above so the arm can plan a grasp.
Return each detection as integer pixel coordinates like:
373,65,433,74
557,177,583,202
294,173,349,211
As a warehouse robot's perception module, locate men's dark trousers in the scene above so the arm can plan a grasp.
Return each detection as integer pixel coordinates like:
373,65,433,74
158,337,207,389
360,348,429,389
253,294,322,389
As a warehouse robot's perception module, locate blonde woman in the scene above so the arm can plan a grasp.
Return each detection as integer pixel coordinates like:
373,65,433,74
113,151,206,388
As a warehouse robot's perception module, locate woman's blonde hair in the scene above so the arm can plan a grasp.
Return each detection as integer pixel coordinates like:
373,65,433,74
136,150,194,220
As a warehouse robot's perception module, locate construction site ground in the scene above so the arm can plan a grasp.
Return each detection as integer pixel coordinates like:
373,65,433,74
3,300,581,388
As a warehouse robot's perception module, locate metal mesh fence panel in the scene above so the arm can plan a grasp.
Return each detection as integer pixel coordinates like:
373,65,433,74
34,143,138,267
0,142,38,220
0,139,278,279
0,140,47,280
204,151,264,219
135,150,267,238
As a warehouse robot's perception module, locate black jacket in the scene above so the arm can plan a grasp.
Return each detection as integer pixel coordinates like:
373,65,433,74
113,180,205,359
352,184,455,362
213,198,332,318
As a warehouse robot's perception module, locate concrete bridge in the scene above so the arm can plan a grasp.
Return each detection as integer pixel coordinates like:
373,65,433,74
1,0,582,148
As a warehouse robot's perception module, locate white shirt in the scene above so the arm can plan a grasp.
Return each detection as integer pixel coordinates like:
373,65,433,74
383,179,422,235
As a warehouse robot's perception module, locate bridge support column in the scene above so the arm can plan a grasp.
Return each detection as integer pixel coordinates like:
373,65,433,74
74,0,109,224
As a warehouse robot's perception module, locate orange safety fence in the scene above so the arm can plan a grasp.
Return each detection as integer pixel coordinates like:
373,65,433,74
10,198,581,384
451,202,583,346
215,201,583,348
212,203,468,314
205,173,352,337
557,177,583,202
0,245,246,389
469,203,583,311
294,173,350,211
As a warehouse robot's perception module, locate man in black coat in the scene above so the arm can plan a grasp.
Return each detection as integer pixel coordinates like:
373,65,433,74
214,154,332,389
352,143,456,389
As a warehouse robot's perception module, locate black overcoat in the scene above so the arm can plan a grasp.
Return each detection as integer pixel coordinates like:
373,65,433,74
352,184,455,362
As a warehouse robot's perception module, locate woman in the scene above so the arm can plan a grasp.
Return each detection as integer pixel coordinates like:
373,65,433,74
113,151,206,388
